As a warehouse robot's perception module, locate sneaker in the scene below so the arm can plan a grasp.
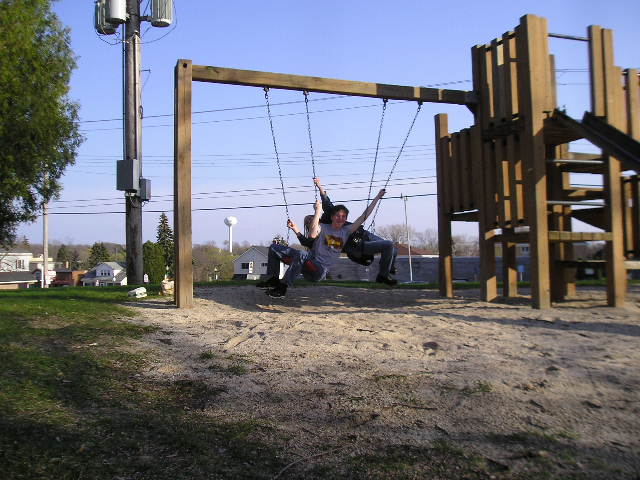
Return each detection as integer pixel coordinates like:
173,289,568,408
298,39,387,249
266,283,287,298
389,266,397,275
256,276,280,289
375,274,398,286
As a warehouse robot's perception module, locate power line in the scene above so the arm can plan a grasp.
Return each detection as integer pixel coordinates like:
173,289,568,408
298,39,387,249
46,193,437,215
49,176,437,208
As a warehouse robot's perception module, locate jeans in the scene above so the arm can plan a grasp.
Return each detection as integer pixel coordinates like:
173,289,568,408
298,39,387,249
361,239,396,277
267,244,326,286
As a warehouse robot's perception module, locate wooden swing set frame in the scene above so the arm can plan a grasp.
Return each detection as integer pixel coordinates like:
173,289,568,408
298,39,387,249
174,14,639,309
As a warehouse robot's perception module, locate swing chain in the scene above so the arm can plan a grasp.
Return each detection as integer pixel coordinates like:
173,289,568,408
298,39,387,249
367,98,388,206
368,101,422,233
303,91,318,200
264,87,291,242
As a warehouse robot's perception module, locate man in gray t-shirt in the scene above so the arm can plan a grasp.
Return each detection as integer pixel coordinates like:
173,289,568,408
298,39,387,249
260,189,387,297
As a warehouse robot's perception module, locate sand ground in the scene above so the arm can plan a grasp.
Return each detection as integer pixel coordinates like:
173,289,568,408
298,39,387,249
126,284,640,478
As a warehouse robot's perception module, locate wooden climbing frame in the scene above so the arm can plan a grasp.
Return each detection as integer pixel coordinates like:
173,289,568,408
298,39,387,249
436,14,640,309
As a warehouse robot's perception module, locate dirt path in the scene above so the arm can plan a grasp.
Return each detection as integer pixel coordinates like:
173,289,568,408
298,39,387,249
126,285,640,478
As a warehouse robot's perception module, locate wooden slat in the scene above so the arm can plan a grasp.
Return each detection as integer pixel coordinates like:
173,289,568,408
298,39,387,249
451,133,461,212
435,114,453,298
442,137,453,214
516,15,552,309
191,65,475,105
174,60,194,308
588,26,606,117
459,129,472,211
548,231,613,242
632,175,640,258
502,32,522,224
494,138,507,226
623,178,634,257
470,125,483,211
626,69,640,139
491,39,506,121
503,31,519,117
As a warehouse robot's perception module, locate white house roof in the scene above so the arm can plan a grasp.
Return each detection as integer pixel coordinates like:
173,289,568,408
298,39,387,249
234,246,269,263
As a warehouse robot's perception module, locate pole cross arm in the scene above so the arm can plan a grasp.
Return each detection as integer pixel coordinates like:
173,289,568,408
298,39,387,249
190,64,477,106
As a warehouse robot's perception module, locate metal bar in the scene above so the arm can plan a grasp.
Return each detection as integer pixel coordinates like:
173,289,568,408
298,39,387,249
549,33,589,42
547,159,604,165
547,200,605,206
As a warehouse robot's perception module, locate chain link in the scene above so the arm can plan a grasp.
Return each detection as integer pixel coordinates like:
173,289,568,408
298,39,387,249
367,99,388,206
303,91,318,200
264,87,290,243
368,101,422,233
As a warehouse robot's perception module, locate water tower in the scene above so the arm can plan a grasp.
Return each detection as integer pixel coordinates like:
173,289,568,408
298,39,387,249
224,216,238,253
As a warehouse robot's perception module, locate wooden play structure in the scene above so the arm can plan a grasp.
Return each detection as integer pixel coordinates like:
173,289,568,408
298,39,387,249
436,14,639,309
173,14,639,309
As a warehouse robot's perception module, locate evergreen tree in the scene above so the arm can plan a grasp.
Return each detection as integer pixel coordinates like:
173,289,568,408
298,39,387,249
86,242,111,270
143,241,166,284
55,244,69,263
0,0,82,246
69,249,81,270
156,212,174,278
272,234,288,246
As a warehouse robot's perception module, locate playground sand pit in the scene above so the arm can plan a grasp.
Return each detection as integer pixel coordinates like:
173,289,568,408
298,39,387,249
127,285,640,478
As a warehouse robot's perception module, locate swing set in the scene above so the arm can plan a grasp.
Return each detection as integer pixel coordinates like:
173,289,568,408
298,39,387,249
174,14,640,309
174,63,473,307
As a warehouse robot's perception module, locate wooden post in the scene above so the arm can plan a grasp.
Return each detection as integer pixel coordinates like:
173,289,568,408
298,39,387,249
472,45,497,301
515,15,552,309
435,114,454,297
589,26,626,307
174,60,194,308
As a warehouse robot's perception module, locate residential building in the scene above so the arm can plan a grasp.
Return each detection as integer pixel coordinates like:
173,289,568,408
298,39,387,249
232,246,287,280
81,262,127,287
51,269,87,287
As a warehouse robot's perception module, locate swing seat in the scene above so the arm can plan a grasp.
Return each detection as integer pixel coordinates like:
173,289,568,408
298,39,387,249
280,256,319,273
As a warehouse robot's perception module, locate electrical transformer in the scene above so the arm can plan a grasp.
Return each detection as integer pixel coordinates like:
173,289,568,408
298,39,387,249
94,0,116,35
151,0,173,27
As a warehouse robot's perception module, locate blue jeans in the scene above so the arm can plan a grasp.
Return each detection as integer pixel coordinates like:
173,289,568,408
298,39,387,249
361,237,396,277
267,244,327,286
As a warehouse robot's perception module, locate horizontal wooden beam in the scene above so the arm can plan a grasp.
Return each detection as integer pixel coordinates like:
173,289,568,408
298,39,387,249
191,64,476,105
548,231,612,242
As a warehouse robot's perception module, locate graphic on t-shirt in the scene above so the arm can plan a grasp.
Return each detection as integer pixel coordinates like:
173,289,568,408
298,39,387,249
325,234,344,250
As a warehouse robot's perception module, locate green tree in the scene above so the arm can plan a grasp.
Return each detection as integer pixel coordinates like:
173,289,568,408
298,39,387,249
55,244,69,263
156,212,174,278
69,249,81,270
86,242,111,270
143,241,166,284
272,234,288,246
0,0,82,247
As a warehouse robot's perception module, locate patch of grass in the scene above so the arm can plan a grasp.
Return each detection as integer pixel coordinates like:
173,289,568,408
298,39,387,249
0,287,285,479
198,349,217,360
461,380,493,395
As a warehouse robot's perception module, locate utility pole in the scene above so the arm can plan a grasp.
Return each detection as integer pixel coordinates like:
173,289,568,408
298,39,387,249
42,200,49,288
95,0,173,285
123,0,143,285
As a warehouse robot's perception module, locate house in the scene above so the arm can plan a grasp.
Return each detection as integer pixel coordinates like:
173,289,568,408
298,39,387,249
0,271,38,290
0,248,38,289
51,269,87,287
81,262,127,287
232,246,288,280
0,250,32,272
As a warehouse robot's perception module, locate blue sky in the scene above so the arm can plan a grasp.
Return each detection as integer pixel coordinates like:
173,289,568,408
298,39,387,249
17,0,640,246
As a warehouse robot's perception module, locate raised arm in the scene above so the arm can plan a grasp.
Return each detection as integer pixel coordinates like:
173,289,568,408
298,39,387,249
347,189,386,234
313,177,327,197
308,199,323,238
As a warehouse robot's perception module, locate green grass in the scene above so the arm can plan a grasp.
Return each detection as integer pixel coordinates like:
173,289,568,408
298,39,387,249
0,286,285,479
